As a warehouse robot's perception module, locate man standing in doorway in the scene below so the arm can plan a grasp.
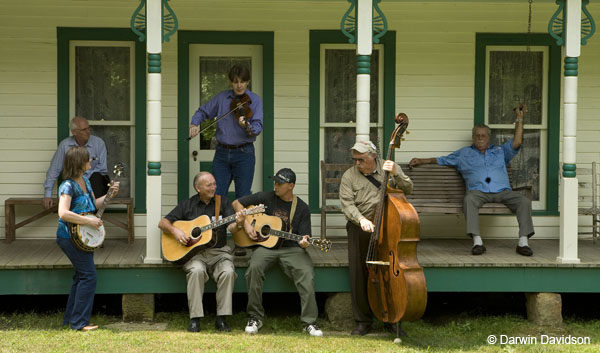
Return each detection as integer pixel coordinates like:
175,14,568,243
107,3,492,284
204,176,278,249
189,64,264,199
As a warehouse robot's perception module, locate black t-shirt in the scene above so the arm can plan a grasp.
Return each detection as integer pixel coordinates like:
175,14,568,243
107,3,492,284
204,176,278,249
237,191,311,247
164,194,234,248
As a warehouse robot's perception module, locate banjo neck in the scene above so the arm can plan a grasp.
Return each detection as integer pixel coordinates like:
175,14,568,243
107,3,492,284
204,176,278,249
95,163,124,219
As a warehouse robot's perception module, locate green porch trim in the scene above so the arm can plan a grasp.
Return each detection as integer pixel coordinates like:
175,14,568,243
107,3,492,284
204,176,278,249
148,53,161,73
562,163,576,178
56,27,147,213
357,55,370,74
147,162,161,176
308,30,396,213
474,33,561,216
0,267,349,295
564,57,578,76
177,31,274,203
5,266,600,295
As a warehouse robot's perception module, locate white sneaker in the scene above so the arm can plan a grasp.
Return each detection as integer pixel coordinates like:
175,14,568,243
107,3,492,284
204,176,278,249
245,317,263,334
305,323,323,337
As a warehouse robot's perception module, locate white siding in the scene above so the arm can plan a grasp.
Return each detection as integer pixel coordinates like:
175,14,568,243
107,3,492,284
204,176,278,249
0,1,599,241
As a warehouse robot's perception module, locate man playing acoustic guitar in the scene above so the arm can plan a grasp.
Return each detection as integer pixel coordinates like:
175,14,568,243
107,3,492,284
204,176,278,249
232,168,324,337
158,172,244,332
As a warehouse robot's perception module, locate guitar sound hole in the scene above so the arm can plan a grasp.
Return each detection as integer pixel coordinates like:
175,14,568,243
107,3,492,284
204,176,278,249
191,227,202,239
257,225,271,242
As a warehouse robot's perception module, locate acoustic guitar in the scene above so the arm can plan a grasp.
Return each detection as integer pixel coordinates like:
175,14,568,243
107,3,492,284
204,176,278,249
162,204,265,264
233,213,332,252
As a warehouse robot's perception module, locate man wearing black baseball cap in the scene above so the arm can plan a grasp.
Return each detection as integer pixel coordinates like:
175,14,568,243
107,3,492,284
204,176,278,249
232,168,323,337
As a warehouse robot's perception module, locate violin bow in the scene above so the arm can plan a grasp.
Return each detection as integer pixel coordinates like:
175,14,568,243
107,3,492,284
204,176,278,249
187,100,249,141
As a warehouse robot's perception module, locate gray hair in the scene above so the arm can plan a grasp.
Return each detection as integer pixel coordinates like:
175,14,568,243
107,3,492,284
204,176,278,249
69,116,87,131
193,171,212,189
472,124,491,137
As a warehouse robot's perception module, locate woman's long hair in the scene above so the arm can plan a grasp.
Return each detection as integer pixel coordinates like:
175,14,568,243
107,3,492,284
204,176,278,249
62,146,89,180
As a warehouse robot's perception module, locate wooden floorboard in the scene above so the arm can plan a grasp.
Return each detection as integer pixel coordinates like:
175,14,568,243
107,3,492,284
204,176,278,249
3,238,600,270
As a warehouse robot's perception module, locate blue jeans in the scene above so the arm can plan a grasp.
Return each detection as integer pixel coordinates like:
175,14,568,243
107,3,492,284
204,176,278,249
56,237,97,330
212,143,256,198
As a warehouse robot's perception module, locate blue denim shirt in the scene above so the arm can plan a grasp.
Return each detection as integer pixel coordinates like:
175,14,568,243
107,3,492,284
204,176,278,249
436,139,519,193
190,89,264,146
56,178,96,239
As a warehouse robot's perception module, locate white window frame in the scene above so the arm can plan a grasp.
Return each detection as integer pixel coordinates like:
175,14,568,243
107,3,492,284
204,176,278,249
319,44,385,162
484,45,548,210
69,40,136,195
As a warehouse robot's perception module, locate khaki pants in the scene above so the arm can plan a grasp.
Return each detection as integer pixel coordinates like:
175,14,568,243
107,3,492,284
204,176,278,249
183,245,236,318
245,246,318,325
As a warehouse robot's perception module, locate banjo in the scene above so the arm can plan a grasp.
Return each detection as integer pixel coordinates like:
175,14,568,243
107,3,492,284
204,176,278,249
70,163,124,252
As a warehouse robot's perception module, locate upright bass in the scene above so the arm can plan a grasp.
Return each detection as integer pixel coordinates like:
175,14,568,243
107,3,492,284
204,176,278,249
366,113,427,336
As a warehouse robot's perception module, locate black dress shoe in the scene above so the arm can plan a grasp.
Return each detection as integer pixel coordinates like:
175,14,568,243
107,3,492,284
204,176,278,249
471,245,486,255
516,245,533,256
384,322,407,337
188,318,200,332
215,316,231,332
351,322,372,336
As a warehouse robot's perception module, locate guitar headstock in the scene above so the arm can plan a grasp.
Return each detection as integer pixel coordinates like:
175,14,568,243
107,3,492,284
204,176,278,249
245,204,266,216
113,162,125,179
312,238,332,252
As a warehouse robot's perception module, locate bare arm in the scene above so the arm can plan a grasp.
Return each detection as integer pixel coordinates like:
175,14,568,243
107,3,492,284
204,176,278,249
409,157,438,169
513,104,527,149
58,194,103,230
232,199,257,239
158,217,188,244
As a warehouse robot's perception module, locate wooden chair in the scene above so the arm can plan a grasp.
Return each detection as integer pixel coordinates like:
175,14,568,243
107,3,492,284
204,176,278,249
579,161,599,243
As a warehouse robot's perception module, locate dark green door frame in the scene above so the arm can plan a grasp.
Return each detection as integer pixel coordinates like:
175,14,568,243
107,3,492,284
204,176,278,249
177,31,274,202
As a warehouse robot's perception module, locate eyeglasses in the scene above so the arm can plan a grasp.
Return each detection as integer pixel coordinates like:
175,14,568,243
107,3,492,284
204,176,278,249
352,157,366,163
76,127,91,132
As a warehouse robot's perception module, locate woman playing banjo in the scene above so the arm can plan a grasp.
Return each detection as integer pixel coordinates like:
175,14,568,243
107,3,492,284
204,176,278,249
56,146,119,331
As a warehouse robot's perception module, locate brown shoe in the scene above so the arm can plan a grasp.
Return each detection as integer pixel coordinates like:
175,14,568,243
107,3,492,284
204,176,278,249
471,245,486,255
79,325,98,332
516,245,533,256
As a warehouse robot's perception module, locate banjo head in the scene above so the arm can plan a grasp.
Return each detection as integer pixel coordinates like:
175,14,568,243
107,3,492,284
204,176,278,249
71,214,106,251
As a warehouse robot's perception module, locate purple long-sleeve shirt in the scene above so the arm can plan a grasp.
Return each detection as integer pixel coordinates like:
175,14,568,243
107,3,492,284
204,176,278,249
190,89,263,146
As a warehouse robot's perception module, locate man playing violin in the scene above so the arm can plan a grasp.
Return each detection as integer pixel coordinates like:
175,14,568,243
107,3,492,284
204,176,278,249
158,172,245,332
339,139,413,336
189,64,264,199
231,168,324,337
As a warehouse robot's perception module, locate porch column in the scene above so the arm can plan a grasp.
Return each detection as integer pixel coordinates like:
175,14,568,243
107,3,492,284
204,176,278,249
557,0,581,264
355,0,373,143
145,0,163,264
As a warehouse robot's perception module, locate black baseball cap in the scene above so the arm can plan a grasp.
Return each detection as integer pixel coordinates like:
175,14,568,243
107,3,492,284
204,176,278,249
269,168,296,184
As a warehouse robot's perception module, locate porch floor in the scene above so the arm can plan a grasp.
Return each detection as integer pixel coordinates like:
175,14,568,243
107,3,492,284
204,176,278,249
2,238,599,270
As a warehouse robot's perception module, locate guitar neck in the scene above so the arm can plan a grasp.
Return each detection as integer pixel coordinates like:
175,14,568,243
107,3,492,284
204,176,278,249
268,228,315,244
197,213,238,233
96,176,120,219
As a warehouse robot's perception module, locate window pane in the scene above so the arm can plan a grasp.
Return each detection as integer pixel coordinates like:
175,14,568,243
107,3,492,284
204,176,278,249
91,126,131,198
488,51,543,125
491,129,540,201
197,57,252,150
324,127,380,164
75,47,130,121
324,49,379,124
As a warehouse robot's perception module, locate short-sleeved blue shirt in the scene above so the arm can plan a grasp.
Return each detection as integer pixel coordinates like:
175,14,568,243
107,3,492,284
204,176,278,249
56,178,96,239
436,139,520,193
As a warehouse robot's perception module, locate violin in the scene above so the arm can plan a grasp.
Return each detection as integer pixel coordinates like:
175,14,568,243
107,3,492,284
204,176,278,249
366,113,427,338
230,93,254,136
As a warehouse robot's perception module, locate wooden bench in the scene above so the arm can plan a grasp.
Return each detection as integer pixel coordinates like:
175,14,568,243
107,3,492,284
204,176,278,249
320,161,530,238
4,197,134,244
579,161,599,242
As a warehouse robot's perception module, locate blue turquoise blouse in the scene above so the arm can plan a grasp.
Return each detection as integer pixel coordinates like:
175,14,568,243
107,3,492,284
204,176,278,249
56,178,96,239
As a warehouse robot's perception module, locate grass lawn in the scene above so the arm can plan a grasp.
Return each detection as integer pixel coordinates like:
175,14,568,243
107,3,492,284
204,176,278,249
1,310,600,353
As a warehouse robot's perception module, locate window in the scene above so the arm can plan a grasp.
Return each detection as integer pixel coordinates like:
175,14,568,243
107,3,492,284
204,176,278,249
70,41,135,198
320,46,383,164
475,34,561,214
485,46,548,209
